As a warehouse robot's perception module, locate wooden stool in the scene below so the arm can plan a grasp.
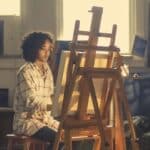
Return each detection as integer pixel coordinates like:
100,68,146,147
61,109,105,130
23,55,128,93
6,134,47,150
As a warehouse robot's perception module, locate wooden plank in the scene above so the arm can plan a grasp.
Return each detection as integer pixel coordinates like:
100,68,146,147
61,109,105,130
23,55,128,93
71,44,119,51
77,7,103,119
64,129,72,150
77,67,119,78
78,30,116,38
118,76,140,150
114,89,126,150
87,77,106,149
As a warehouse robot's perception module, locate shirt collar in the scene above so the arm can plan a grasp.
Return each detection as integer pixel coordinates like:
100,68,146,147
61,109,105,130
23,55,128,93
30,62,49,78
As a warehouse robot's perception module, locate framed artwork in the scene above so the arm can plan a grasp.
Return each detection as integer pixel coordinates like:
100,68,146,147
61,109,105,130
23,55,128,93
132,35,147,58
0,88,8,107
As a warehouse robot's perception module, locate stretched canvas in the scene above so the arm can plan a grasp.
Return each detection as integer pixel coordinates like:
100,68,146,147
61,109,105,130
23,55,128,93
52,50,110,117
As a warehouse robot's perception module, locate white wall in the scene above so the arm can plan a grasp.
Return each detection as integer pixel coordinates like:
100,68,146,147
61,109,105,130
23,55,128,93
0,0,149,56
0,58,24,107
0,0,149,107
21,0,56,39
0,0,56,107
0,16,21,55
0,0,56,55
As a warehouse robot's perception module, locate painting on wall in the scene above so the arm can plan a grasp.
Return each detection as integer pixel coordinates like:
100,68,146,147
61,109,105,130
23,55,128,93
132,35,147,58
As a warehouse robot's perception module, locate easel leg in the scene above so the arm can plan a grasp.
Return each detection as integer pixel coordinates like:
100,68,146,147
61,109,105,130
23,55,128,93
53,128,62,150
119,78,139,150
87,77,107,150
64,129,72,150
114,89,126,150
53,73,78,150
92,137,100,150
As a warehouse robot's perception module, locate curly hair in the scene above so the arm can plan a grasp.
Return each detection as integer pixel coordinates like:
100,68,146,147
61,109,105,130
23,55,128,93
21,32,53,62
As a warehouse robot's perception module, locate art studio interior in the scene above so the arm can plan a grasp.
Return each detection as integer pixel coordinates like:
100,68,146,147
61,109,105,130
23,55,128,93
0,0,150,150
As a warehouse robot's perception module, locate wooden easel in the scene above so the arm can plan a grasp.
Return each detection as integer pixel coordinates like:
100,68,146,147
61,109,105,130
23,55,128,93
53,6,139,150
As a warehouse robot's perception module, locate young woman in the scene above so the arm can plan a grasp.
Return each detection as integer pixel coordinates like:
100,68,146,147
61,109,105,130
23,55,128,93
13,32,61,149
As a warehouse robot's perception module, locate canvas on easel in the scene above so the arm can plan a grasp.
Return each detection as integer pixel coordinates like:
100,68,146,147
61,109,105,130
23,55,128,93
52,50,109,117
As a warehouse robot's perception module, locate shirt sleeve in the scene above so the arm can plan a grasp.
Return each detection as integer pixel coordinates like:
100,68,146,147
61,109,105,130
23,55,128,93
17,70,50,111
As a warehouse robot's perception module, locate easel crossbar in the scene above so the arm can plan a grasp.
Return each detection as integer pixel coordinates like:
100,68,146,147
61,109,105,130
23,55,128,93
77,67,119,78
70,44,120,52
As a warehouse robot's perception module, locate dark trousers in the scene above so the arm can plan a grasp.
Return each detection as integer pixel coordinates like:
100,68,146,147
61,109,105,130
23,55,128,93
31,126,63,150
32,126,83,150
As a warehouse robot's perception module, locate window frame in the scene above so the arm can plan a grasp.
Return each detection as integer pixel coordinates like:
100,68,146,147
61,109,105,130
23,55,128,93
56,0,136,54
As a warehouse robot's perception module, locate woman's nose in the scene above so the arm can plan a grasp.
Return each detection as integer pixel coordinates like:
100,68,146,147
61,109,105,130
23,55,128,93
44,50,49,56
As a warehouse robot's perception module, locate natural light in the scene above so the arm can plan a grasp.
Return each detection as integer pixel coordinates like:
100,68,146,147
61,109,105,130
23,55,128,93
0,0,20,16
63,0,129,53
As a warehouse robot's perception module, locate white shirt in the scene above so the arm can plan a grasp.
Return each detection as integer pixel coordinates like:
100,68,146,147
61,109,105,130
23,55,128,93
13,62,59,136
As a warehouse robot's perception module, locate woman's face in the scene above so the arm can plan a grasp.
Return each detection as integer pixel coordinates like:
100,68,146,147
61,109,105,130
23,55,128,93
36,40,53,63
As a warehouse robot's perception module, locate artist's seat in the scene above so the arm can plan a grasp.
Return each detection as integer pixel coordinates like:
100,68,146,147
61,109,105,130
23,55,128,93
6,134,47,150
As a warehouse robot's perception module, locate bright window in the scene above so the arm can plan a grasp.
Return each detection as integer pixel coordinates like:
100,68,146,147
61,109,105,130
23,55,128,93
63,0,129,53
0,0,20,16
